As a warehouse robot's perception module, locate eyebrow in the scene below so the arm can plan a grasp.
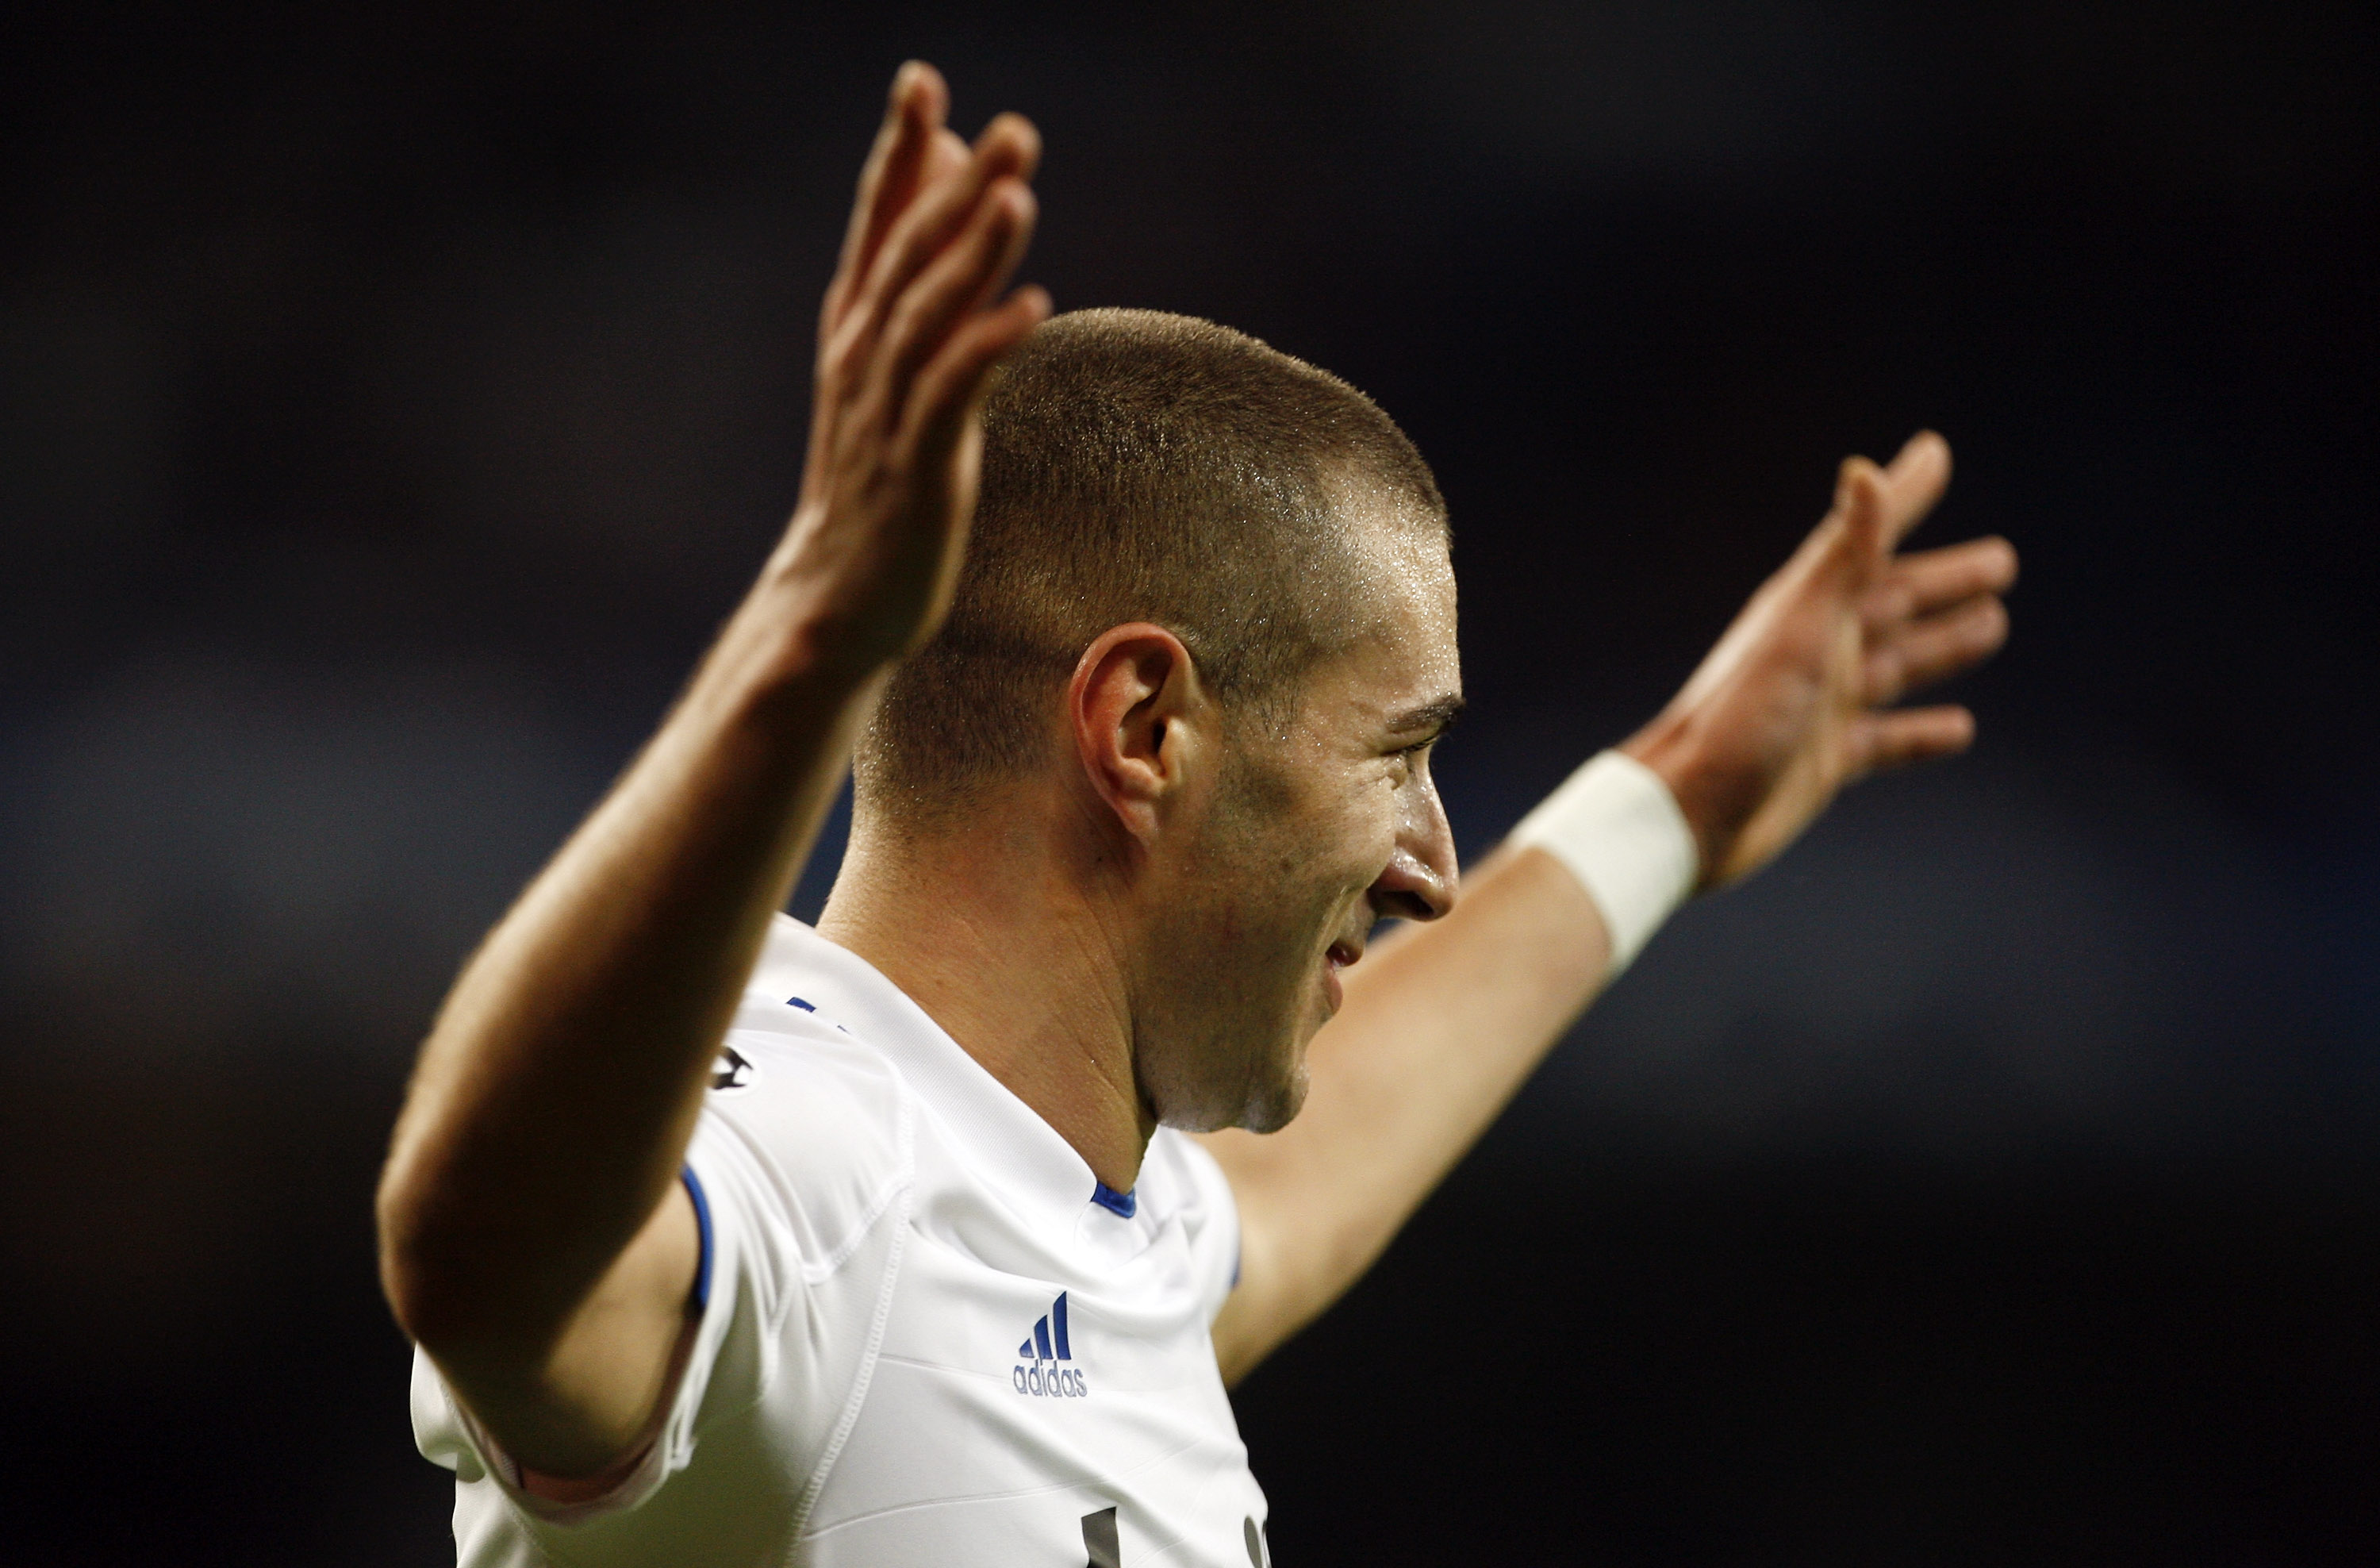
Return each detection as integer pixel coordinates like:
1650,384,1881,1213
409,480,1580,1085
1385,694,1465,738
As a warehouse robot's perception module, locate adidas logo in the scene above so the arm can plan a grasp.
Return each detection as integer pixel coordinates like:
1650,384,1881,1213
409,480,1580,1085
1011,1291,1089,1399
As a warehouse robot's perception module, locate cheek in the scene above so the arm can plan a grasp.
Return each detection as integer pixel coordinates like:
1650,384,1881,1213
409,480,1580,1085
1200,757,1384,949
1338,777,1405,882
1272,789,1375,890
1188,853,1330,989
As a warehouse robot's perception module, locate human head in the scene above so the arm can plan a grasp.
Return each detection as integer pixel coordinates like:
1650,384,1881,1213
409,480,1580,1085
858,307,1446,805
850,308,1460,1129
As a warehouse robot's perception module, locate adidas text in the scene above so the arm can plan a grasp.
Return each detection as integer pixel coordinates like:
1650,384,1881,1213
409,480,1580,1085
1012,1290,1088,1397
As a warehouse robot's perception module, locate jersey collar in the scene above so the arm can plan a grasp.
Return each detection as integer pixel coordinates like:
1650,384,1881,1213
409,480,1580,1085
761,916,1118,1236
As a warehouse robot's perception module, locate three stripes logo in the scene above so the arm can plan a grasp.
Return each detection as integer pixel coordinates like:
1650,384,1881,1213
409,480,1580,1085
1012,1290,1089,1398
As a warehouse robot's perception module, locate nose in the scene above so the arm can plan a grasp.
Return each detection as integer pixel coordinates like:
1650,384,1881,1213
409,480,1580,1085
1371,765,1458,924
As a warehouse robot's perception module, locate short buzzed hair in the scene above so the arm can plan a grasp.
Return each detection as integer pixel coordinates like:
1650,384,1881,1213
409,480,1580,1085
856,308,1445,816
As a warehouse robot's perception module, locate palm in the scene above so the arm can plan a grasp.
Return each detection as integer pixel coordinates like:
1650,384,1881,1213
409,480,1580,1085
1626,433,2016,888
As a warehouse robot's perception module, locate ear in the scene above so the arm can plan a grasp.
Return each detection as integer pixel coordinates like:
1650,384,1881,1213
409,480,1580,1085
1068,623,1209,843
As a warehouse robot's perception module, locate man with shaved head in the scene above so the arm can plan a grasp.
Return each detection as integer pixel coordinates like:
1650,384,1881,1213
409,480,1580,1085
379,62,2015,1567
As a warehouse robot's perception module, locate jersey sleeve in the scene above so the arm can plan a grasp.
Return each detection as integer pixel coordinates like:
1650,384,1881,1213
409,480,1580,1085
410,1022,916,1566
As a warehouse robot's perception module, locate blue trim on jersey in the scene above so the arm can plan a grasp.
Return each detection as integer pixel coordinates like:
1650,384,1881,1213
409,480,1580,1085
1090,1180,1137,1218
681,1166,715,1312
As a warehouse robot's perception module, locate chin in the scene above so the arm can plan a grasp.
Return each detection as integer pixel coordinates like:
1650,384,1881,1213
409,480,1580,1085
1232,1056,1311,1136
1148,1046,1308,1136
1140,1001,1316,1135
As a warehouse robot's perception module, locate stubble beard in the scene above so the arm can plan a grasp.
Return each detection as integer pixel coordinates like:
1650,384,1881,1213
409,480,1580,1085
1231,1047,1311,1134
1137,737,1330,1136
1136,1017,1310,1136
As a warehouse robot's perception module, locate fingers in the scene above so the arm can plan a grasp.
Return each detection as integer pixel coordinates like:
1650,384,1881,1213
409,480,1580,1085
1864,592,2009,705
852,113,1042,352
1859,531,2017,701
922,125,971,188
1825,429,1953,571
1878,430,1952,548
904,284,1053,471
876,173,1040,404
1830,454,1890,571
1847,705,1974,778
825,63,950,332
1873,535,2017,623
1862,535,2017,637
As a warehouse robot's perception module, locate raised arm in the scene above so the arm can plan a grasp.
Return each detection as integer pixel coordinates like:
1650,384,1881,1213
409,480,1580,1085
374,63,1047,1480
1204,433,2017,1379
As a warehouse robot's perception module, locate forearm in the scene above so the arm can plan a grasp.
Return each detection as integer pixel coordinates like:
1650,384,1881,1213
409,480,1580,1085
377,567,874,1358
1203,436,2007,1381
1202,844,1612,1378
369,62,1049,1478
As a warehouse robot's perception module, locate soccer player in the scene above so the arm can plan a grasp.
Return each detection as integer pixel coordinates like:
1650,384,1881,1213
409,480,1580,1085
378,62,2016,1567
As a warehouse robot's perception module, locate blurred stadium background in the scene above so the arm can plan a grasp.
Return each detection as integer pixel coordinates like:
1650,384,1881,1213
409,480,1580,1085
1,3,2373,1561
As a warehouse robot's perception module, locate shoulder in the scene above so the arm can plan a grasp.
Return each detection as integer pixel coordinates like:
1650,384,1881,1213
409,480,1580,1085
689,943,919,1279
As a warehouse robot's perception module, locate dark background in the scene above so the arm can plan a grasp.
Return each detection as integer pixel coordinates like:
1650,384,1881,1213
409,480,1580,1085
2,3,2374,1562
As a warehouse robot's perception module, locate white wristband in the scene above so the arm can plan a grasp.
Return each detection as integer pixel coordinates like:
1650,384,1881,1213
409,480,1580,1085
1506,750,1699,974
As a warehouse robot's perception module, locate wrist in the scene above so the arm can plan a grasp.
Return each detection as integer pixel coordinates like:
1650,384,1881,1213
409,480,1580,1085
660,581,892,763
729,543,912,697
1507,750,1699,975
1616,713,1737,890
745,504,960,691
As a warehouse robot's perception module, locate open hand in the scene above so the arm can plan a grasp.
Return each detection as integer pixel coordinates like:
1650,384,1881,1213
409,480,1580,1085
1623,432,2017,886
772,62,1049,678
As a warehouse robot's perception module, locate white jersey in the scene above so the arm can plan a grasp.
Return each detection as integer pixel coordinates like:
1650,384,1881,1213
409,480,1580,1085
411,915,1270,1567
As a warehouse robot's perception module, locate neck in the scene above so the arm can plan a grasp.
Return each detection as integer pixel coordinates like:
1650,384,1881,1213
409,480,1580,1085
817,795,1155,1193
